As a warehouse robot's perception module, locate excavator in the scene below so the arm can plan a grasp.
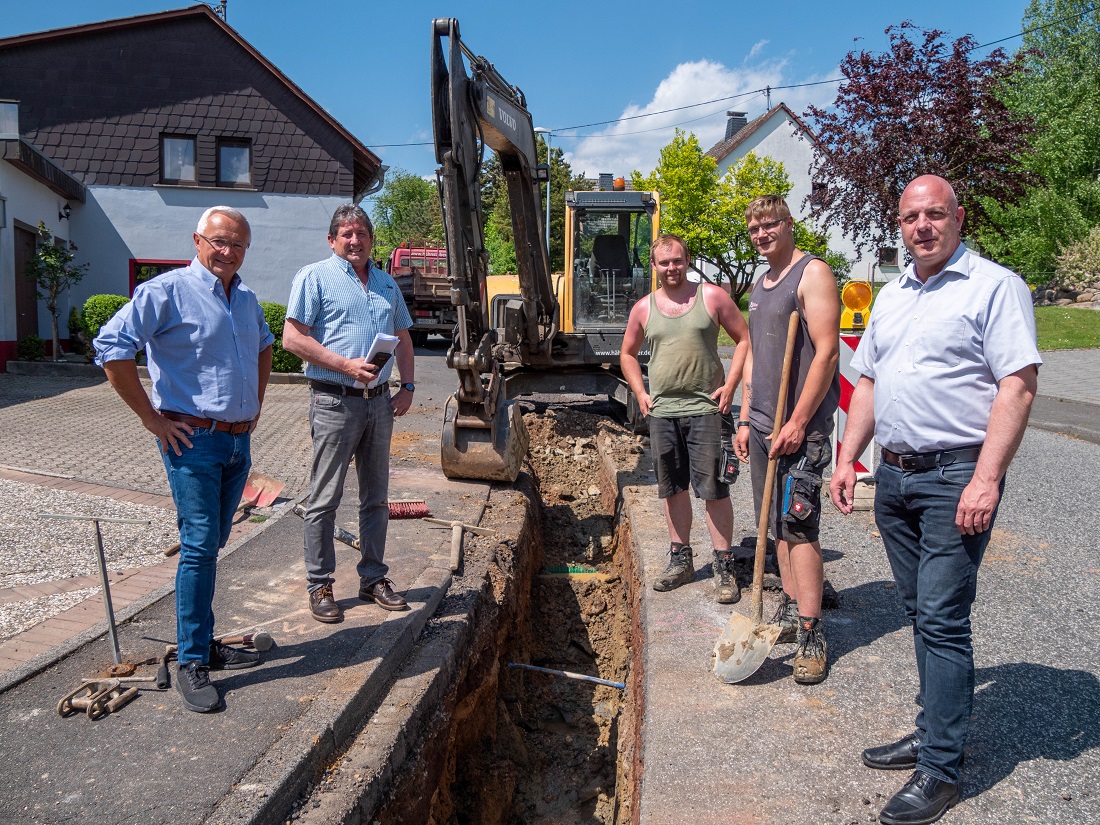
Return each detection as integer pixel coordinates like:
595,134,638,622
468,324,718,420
431,18,659,482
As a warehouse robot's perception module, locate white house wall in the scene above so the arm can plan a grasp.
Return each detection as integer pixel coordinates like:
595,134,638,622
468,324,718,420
0,161,73,342
69,186,349,313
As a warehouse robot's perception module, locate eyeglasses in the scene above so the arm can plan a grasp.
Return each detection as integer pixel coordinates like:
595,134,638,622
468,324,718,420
197,233,249,253
746,218,785,236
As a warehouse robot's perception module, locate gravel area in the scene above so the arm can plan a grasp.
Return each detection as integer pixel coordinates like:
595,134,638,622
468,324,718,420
0,478,178,637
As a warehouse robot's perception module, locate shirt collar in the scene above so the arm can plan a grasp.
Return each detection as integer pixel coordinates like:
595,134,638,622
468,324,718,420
190,257,241,293
332,254,375,283
900,243,969,288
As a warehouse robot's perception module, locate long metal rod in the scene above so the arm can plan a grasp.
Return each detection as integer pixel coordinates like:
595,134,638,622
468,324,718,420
508,662,625,690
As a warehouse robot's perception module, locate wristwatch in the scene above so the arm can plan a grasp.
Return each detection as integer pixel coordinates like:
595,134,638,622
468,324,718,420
401,382,416,393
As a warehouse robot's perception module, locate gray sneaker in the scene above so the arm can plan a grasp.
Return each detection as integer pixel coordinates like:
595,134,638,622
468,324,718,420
653,544,694,591
770,593,800,643
713,550,740,604
793,617,828,685
175,662,221,712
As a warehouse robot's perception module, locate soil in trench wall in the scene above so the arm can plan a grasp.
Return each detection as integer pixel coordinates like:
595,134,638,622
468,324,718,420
376,404,646,825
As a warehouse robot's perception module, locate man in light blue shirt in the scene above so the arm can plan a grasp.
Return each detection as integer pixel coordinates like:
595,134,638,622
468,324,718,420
95,205,274,713
831,176,1040,825
283,205,414,623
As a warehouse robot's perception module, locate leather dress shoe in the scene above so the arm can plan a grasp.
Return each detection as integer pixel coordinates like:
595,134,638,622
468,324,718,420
358,578,409,611
879,770,959,825
863,732,921,770
309,584,343,623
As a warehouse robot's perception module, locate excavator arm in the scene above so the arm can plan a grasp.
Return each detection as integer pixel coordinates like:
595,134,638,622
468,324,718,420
431,17,555,481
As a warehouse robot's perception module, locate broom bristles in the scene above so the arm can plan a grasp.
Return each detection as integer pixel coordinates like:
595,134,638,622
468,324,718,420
388,499,430,519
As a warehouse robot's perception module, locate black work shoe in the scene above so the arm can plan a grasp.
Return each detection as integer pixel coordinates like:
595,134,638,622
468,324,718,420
713,550,741,604
359,578,409,611
770,593,799,643
878,770,959,825
863,732,922,770
793,617,827,684
209,639,260,671
653,544,694,591
309,584,344,623
175,662,220,713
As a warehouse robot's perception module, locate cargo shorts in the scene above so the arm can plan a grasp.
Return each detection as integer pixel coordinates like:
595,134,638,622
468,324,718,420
748,427,831,544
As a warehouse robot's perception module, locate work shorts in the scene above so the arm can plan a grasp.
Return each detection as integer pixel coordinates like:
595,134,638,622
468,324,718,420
649,412,729,501
748,427,831,544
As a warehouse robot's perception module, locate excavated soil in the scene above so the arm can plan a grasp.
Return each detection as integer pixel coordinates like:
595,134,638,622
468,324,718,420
376,402,646,825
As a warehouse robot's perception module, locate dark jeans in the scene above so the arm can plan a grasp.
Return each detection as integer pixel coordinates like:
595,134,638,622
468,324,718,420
160,428,251,664
304,390,394,590
874,459,1001,785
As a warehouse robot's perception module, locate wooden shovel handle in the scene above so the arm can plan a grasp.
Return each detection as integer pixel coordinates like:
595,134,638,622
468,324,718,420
750,311,801,623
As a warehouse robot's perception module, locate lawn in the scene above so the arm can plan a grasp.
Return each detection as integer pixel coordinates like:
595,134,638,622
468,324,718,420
717,302,1099,351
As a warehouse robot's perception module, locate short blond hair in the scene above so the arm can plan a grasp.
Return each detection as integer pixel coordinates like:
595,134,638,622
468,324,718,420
745,194,791,224
650,233,689,261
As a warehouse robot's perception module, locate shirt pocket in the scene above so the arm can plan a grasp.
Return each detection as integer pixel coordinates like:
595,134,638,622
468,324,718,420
916,320,965,369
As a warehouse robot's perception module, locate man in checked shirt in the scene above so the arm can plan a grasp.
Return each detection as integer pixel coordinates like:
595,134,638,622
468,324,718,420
283,205,415,624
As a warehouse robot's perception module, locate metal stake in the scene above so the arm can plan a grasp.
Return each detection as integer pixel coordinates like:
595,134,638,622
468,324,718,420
39,514,150,666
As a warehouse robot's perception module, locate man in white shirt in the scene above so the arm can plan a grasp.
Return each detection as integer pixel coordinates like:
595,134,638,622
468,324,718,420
830,175,1040,825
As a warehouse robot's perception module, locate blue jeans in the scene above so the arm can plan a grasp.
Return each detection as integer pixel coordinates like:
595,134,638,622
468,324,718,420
160,429,251,664
303,390,393,590
874,459,1001,785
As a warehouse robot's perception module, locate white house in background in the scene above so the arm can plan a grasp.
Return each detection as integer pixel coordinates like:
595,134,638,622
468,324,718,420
703,104,900,285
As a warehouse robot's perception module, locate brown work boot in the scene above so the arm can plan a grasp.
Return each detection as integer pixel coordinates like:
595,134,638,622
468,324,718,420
653,544,694,591
713,549,740,604
359,578,409,611
309,584,343,623
793,617,827,684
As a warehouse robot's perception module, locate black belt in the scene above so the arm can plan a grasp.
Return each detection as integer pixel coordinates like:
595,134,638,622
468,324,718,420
882,445,982,472
309,380,387,399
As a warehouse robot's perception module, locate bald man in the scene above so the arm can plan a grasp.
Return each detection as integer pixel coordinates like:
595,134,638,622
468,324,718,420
830,175,1040,825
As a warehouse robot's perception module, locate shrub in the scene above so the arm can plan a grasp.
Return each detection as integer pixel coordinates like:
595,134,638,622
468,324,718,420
17,334,46,361
67,305,86,338
83,294,130,338
1056,227,1100,293
260,301,303,373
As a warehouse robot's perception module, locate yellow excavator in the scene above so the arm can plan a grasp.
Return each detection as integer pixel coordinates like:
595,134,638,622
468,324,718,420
431,18,659,482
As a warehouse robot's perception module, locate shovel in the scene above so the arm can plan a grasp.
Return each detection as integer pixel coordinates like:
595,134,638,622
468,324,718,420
714,311,800,684
163,471,284,557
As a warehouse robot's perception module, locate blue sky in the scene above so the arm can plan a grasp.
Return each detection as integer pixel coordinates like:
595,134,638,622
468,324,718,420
5,1,1033,195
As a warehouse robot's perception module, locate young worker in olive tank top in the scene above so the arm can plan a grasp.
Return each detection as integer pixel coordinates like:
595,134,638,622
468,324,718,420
733,194,841,685
621,234,750,604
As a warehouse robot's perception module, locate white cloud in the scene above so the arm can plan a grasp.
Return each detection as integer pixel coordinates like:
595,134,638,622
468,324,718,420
560,56,838,180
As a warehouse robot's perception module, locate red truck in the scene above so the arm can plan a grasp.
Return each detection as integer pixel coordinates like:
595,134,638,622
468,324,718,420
387,245,455,346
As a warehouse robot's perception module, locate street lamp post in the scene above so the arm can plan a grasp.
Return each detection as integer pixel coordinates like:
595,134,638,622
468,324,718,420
533,127,552,260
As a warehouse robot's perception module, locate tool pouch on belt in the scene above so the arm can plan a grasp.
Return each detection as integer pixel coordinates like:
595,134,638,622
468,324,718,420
782,458,821,525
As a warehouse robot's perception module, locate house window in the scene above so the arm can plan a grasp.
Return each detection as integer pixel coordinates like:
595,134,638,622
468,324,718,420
161,135,196,184
217,138,252,186
878,247,899,268
130,259,189,294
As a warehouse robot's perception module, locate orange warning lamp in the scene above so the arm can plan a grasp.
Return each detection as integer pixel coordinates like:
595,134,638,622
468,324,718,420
840,280,873,330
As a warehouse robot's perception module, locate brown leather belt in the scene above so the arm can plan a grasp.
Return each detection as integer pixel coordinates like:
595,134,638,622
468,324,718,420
160,410,253,435
309,379,387,399
881,445,982,472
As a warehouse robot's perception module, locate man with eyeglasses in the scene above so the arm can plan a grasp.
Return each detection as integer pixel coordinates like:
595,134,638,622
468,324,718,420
283,205,415,624
94,206,274,713
830,175,1040,825
734,194,840,686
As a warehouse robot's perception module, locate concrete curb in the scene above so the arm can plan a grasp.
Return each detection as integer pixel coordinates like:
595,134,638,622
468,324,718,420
0,498,296,695
205,563,454,825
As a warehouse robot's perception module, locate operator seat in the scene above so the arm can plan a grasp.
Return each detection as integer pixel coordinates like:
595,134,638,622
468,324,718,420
590,234,632,279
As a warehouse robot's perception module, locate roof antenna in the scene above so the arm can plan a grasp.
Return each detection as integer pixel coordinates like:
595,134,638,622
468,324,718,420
765,85,772,110
214,0,228,21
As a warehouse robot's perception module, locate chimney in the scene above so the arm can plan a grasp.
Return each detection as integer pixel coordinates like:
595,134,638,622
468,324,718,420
724,110,748,141
598,173,614,191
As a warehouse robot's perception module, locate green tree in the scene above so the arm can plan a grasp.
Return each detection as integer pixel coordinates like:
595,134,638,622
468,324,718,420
633,132,839,302
369,169,444,264
25,222,89,361
977,0,1100,275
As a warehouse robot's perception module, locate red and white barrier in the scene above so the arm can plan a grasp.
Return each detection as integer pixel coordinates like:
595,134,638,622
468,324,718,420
834,333,875,477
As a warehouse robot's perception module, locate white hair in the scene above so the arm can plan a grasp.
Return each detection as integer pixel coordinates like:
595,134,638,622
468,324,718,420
196,206,249,235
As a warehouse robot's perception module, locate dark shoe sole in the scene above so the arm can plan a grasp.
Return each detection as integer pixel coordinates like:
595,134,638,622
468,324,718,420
863,753,918,770
210,657,261,671
358,592,409,611
311,610,344,623
879,792,959,825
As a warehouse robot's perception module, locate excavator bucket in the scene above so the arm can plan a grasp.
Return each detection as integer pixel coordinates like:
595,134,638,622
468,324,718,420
440,393,529,482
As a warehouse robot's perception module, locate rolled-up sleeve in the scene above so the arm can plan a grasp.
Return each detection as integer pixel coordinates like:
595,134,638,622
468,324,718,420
93,283,165,365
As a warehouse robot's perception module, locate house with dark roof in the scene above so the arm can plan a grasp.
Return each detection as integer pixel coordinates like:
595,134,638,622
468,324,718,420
705,103,888,284
0,4,385,368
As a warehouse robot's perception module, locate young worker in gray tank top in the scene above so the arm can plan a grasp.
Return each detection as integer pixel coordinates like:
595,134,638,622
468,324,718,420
733,195,841,685
621,234,749,603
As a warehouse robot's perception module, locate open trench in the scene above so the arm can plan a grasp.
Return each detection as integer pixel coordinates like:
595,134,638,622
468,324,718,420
372,404,645,825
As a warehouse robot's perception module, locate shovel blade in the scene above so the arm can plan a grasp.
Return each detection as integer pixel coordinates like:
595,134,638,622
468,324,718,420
713,612,782,684
242,472,284,508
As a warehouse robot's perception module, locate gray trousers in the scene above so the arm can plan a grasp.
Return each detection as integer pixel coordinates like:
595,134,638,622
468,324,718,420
304,389,393,591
